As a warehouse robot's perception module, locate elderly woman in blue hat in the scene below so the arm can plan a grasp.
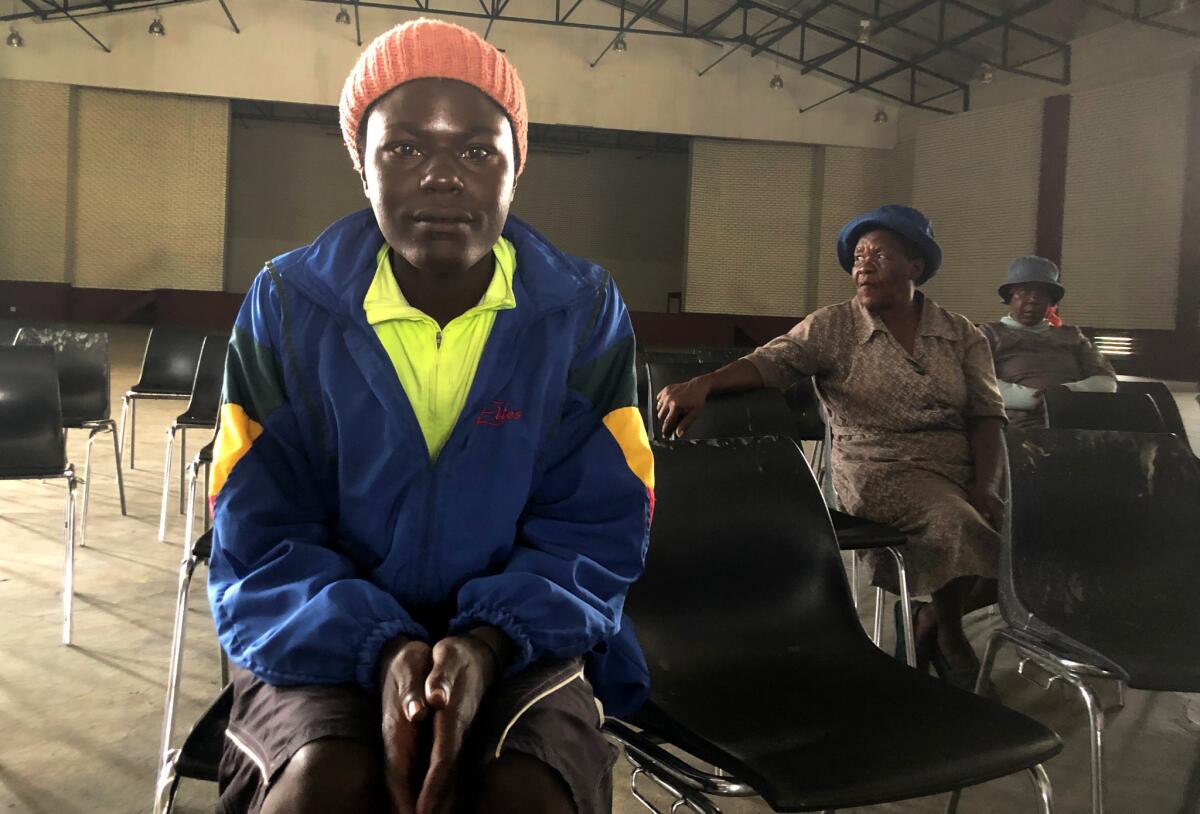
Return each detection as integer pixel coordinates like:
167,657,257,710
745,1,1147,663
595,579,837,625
980,256,1116,428
657,205,1006,686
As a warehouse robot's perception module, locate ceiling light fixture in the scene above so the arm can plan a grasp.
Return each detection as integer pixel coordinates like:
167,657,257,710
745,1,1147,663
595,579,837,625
6,26,22,47
874,109,889,124
769,72,784,89
613,34,628,52
857,19,872,44
979,62,995,85
335,6,352,24
148,15,166,36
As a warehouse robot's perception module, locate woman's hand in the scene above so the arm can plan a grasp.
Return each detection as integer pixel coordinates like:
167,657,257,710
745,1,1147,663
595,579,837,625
656,377,712,439
967,484,1005,530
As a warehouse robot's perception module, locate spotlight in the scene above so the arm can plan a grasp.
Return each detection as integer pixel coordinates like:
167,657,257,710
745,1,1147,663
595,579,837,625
1174,0,1189,13
769,72,784,90
148,16,166,36
6,27,22,48
874,109,888,124
979,62,995,85
613,34,627,52
857,19,871,44
335,6,351,24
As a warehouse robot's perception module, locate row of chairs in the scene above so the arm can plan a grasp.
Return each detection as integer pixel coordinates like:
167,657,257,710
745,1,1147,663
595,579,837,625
0,326,227,645
154,346,1196,813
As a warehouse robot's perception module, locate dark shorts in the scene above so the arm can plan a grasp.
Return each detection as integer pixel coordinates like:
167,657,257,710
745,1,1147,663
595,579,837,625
217,657,617,814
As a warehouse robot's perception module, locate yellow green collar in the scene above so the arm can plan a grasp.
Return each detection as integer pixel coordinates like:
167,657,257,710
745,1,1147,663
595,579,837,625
364,237,517,325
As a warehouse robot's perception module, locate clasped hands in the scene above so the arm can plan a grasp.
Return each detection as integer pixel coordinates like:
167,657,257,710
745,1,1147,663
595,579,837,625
377,628,509,814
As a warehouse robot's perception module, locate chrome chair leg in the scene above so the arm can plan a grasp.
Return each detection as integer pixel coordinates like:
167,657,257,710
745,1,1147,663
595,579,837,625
887,546,916,668
80,428,97,548
159,551,198,777
850,555,859,610
118,394,130,469
872,587,885,646
158,425,177,542
1070,676,1105,814
152,751,181,814
178,428,187,514
1028,763,1053,814
202,460,212,532
105,419,127,515
62,469,77,646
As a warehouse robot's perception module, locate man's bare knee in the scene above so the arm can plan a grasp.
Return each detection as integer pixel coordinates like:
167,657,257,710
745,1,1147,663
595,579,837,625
261,738,381,814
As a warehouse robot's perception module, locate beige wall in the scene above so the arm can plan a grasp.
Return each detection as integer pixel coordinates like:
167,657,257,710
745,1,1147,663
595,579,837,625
71,87,229,291
513,147,687,314
1060,72,1189,330
228,119,365,293
913,100,1043,323
814,146,891,308
685,139,817,317
0,0,897,150
1,80,229,291
0,79,71,283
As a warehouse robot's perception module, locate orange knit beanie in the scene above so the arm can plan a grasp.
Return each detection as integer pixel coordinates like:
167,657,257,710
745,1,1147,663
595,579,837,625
339,18,528,176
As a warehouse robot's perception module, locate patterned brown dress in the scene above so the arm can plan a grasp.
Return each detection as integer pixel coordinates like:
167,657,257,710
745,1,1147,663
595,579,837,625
745,292,1006,595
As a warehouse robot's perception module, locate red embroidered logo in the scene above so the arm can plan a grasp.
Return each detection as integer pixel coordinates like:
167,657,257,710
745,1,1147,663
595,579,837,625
475,401,523,426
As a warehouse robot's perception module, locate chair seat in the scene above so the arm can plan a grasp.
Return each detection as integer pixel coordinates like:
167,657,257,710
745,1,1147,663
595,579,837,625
128,386,191,398
197,439,214,464
830,510,906,550
174,415,217,429
634,647,1060,812
0,466,68,481
174,685,232,783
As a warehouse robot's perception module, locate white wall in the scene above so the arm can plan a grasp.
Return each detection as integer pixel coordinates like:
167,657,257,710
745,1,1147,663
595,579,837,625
0,0,897,149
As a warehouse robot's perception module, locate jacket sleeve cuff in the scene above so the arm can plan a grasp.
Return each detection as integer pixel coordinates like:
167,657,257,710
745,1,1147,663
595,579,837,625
448,606,537,677
356,618,430,691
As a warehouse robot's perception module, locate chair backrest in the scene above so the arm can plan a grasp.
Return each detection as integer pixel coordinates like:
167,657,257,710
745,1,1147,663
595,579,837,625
132,327,209,395
0,346,67,478
627,438,866,695
1001,429,1200,676
13,327,110,424
1043,389,1166,433
178,334,229,425
646,359,800,441
1116,380,1188,438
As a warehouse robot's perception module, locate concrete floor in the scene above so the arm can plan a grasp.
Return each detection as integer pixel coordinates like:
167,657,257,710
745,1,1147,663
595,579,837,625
1,323,1198,814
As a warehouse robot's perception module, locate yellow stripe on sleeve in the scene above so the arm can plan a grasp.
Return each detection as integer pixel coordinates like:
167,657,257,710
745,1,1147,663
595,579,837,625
209,402,264,502
602,406,654,491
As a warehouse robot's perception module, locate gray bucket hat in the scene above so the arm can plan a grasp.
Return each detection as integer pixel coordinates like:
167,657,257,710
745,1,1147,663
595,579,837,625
999,255,1064,303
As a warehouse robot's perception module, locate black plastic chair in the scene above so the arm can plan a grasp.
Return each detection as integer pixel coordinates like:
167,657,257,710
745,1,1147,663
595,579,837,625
1042,389,1165,433
0,346,82,644
607,437,1062,813
1115,380,1187,438
153,683,231,814
14,328,127,543
120,327,208,470
982,429,1200,814
158,335,228,542
645,356,915,665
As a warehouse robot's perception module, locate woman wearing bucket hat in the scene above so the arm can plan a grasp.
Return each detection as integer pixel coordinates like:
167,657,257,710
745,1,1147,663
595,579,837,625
657,205,1007,686
980,256,1116,428
206,18,652,814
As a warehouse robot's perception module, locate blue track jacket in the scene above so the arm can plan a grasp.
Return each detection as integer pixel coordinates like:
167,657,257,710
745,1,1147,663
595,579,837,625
206,209,654,716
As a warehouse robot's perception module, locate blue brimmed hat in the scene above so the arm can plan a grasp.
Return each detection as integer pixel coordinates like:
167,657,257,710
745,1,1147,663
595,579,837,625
999,255,1064,303
836,205,942,284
